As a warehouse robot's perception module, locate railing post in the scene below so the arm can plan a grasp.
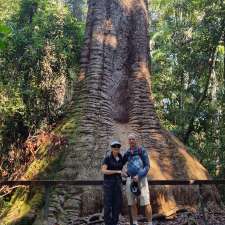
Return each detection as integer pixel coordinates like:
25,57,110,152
44,184,50,224
198,184,208,225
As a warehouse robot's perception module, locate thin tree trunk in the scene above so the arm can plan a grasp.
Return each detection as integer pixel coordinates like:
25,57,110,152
224,32,225,86
183,48,217,144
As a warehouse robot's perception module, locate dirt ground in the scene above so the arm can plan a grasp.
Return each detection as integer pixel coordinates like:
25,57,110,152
72,206,225,225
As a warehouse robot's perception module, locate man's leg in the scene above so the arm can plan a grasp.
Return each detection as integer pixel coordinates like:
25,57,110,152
139,177,152,225
126,177,138,225
131,203,138,225
145,203,152,224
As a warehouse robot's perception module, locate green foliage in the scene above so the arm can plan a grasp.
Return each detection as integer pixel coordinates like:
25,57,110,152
0,0,20,21
150,0,225,178
0,0,84,153
0,84,26,151
0,22,11,49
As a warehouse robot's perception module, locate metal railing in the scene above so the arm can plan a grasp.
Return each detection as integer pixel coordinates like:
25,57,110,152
1,179,225,225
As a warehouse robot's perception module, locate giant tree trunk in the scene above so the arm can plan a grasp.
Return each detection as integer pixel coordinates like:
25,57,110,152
25,0,219,224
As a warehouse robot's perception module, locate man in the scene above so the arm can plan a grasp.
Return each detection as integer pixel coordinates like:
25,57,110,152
123,133,152,225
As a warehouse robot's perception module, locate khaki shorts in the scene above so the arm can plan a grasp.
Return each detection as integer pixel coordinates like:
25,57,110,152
126,176,150,206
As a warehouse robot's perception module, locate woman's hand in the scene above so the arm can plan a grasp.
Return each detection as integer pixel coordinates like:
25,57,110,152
101,165,122,175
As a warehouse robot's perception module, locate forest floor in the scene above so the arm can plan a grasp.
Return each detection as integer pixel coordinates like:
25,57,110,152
118,210,225,225
73,205,225,225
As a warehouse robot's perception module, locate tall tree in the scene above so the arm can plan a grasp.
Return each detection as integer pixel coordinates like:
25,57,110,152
36,0,216,223
0,0,219,224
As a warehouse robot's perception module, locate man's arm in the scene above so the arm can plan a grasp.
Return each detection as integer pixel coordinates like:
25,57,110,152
138,148,150,178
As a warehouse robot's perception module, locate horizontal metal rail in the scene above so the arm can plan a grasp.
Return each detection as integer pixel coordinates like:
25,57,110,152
1,179,225,186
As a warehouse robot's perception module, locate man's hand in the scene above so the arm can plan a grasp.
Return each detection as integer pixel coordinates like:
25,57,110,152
133,175,139,182
121,171,128,177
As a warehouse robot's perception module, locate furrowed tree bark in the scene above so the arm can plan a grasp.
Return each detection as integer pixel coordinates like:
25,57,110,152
30,0,220,224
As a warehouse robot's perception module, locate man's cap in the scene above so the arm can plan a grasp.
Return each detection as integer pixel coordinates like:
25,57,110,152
110,140,121,148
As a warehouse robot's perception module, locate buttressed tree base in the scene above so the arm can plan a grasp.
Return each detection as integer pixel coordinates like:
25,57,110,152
55,0,217,220
0,0,220,225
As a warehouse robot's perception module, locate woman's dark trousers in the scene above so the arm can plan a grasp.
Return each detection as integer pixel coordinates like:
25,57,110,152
104,179,122,225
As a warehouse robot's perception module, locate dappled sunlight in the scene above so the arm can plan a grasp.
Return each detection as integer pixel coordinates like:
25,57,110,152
149,151,173,180
93,32,118,49
104,19,113,31
92,19,118,48
1,188,43,225
105,34,118,48
178,147,208,179
120,0,148,16
77,18,118,83
147,131,210,215
146,130,210,183
120,0,134,11
93,32,104,44
0,118,71,224
131,61,152,101
165,131,209,179
3,200,31,224
78,70,86,81
140,0,148,15
135,61,150,80
156,193,177,215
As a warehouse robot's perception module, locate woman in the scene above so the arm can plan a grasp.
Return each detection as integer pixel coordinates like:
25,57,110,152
101,140,123,225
